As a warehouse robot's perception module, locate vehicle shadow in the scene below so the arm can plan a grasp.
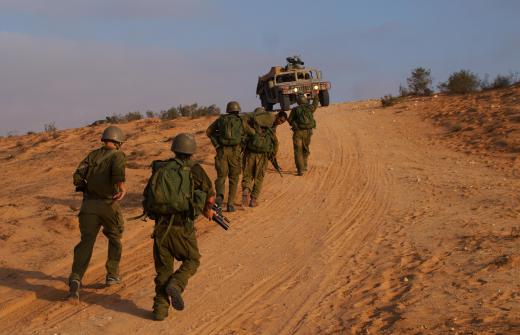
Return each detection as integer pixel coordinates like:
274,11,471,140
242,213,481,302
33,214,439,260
0,267,152,320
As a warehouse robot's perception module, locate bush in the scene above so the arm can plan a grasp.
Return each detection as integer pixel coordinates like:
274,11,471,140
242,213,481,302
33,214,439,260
399,85,410,97
381,95,399,107
481,73,518,90
145,110,156,118
406,67,433,96
43,122,59,139
438,70,480,94
124,111,142,121
160,107,180,120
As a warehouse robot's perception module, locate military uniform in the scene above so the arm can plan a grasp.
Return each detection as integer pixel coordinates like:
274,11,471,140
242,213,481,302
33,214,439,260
288,96,319,175
241,111,279,203
206,102,253,210
152,161,215,319
69,147,126,284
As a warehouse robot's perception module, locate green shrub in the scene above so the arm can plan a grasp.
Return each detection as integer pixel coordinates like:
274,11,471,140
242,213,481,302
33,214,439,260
160,107,180,120
406,67,433,96
124,111,142,121
381,95,399,107
145,110,156,118
438,70,480,94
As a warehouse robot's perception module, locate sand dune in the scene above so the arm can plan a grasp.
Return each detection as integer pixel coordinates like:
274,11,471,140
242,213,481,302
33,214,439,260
0,89,518,334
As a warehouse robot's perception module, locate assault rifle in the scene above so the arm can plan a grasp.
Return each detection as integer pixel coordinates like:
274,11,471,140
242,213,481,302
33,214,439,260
212,204,230,230
270,157,283,178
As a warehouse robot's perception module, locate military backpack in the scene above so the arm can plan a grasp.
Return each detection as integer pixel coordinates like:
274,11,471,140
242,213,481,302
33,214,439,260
142,158,194,219
292,105,316,130
217,114,243,146
246,127,275,154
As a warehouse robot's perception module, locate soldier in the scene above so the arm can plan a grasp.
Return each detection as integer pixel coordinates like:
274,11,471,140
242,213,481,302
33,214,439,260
206,101,251,212
241,109,287,207
68,126,127,301
144,133,216,321
288,93,319,176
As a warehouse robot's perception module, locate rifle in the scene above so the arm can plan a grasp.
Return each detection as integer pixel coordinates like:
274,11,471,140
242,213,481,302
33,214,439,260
212,203,230,230
269,157,283,178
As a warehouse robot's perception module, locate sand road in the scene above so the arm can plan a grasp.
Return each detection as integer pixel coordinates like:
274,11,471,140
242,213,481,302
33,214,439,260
0,101,518,334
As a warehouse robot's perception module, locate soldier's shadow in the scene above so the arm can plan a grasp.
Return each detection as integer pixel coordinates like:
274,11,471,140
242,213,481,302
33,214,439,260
0,267,152,320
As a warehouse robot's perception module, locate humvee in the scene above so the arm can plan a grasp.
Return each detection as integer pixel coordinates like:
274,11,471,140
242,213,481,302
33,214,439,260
256,56,331,111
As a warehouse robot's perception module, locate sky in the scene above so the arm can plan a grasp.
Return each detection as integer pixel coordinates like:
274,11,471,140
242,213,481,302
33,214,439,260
1,0,519,135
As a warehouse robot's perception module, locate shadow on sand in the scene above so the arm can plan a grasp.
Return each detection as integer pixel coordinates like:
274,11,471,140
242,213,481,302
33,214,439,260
0,267,152,320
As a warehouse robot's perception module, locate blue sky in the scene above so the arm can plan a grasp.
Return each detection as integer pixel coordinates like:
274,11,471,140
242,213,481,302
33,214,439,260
1,0,519,134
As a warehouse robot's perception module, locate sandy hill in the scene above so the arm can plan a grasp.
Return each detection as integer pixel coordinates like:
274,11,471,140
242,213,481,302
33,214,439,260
0,88,518,334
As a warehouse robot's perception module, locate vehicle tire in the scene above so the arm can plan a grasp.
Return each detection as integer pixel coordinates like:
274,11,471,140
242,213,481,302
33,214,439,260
261,97,274,111
319,90,330,106
280,95,291,111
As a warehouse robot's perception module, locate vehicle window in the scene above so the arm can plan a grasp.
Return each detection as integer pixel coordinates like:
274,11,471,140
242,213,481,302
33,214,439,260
276,73,296,83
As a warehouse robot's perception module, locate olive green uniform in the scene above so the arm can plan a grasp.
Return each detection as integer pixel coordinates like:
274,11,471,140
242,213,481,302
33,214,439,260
69,147,126,283
206,116,253,205
152,162,214,316
288,97,319,174
241,113,279,199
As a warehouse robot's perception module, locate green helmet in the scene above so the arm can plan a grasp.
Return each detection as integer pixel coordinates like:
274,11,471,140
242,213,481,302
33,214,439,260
226,101,241,113
101,126,126,143
296,94,308,105
171,133,196,154
253,107,265,114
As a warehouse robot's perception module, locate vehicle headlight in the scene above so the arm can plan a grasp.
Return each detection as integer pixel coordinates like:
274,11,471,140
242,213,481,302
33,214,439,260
313,85,319,90
293,87,298,93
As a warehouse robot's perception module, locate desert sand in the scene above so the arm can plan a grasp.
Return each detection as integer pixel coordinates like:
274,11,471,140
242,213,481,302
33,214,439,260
0,87,519,334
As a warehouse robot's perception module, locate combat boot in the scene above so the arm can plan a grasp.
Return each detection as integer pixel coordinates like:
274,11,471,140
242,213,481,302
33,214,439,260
152,296,170,321
105,275,121,286
166,285,185,311
242,189,250,208
249,197,258,208
227,204,236,212
67,279,80,302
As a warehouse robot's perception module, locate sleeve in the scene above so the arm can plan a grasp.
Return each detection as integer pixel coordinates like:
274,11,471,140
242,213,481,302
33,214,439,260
241,114,256,136
111,151,126,183
191,163,215,198
206,119,220,148
311,96,319,113
73,154,90,186
288,108,297,129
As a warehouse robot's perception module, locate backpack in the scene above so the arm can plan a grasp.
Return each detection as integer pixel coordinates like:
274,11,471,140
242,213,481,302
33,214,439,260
142,159,193,219
217,114,243,146
293,105,316,129
246,124,275,154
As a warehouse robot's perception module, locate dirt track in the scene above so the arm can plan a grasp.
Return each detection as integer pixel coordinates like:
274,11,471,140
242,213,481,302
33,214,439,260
0,100,519,334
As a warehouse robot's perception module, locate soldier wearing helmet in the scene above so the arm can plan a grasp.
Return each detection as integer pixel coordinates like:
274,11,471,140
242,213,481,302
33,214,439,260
288,93,319,176
68,126,127,301
241,109,287,207
147,133,216,321
206,101,253,212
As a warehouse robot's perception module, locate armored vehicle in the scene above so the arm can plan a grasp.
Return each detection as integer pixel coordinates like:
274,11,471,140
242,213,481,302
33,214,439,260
256,56,331,111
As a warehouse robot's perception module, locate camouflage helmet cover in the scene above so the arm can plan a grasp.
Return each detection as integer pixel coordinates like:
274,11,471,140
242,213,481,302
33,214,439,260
226,101,241,113
101,126,126,143
171,133,197,154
